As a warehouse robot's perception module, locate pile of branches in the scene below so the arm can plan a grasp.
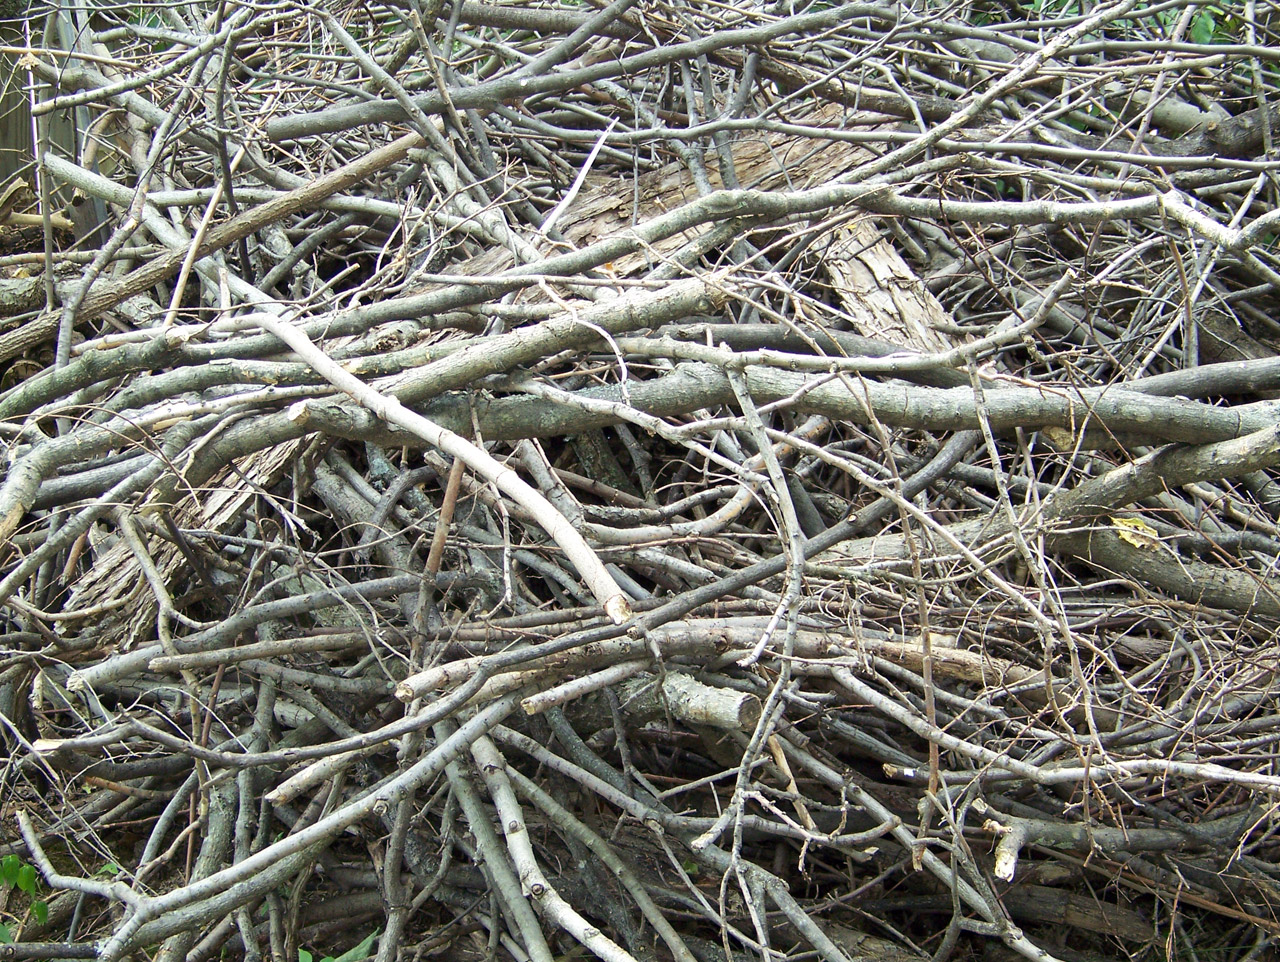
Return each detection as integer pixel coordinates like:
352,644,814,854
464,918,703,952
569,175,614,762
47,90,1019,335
3,0,1280,960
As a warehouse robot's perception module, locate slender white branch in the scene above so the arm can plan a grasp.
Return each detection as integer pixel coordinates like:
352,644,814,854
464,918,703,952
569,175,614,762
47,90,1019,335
252,311,631,623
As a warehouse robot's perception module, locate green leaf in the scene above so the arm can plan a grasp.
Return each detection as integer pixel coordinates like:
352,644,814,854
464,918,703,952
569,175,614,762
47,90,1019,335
299,949,314,962
1,854,19,888
330,930,379,962
96,863,121,878
17,863,37,895
0,923,12,944
1190,9,1215,45
34,900,48,925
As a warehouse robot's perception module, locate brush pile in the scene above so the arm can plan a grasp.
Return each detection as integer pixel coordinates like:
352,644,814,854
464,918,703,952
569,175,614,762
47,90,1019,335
2,0,1280,960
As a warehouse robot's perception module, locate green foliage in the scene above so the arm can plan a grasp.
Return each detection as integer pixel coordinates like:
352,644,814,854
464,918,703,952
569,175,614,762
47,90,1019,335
1,855,22,890
2,854,38,897
1,853,49,933
1187,3,1241,45
1050,2,1236,43
300,929,380,962
1027,0,1081,16
1190,6,1217,44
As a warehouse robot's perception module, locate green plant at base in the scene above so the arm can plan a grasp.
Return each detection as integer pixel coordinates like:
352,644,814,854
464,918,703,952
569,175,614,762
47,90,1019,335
299,929,380,962
1,853,50,934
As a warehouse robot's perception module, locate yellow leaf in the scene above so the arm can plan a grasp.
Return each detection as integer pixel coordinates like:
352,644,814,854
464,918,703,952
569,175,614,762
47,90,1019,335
1111,516,1160,550
1041,426,1075,450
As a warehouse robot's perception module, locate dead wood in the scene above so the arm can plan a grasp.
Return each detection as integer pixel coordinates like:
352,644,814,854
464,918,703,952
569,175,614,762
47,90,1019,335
1,3,1280,962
